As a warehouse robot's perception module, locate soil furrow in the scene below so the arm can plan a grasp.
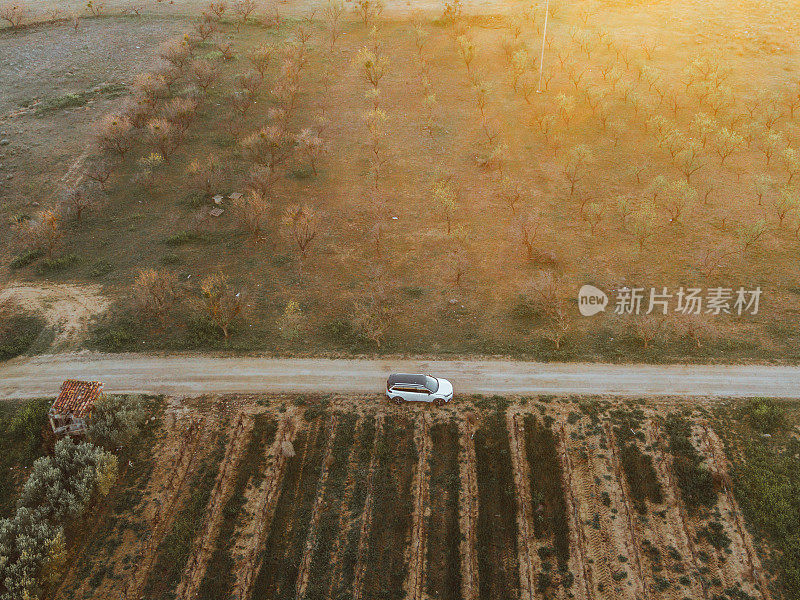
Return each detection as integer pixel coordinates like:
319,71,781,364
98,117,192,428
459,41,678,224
648,421,709,600
406,412,432,600
559,425,594,600
122,416,209,600
234,412,298,600
508,411,538,600
295,413,340,600
176,413,251,600
351,414,384,600
459,414,480,600
604,422,649,600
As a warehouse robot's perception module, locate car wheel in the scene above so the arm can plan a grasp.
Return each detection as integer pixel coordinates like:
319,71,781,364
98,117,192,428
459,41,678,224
433,397,445,407
392,397,403,406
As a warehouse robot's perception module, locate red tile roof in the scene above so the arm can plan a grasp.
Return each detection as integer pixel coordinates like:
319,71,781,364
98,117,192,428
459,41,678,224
51,380,103,418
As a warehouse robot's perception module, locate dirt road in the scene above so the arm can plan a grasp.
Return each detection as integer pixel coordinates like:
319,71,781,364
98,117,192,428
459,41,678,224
2,353,800,399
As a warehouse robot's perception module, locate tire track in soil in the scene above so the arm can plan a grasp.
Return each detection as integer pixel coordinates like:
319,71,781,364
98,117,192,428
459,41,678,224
175,413,251,600
647,421,709,600
351,414,384,600
603,422,649,600
122,416,209,600
458,415,480,600
405,412,432,600
565,421,624,600
295,413,340,600
324,415,367,600
695,424,768,600
507,411,539,600
234,412,298,600
637,420,702,600
559,425,593,600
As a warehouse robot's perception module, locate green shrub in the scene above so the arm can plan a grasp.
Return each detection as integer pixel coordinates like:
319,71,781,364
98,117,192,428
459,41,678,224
0,316,44,361
35,253,78,275
164,231,208,246
9,249,43,269
739,398,785,434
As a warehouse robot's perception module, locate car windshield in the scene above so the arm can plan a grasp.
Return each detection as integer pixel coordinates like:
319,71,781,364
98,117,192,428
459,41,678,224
424,376,439,393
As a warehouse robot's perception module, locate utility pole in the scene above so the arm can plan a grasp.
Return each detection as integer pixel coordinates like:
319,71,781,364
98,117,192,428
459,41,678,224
537,0,551,93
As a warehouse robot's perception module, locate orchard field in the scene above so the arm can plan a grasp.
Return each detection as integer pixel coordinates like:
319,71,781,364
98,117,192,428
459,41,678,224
2,393,798,600
1,0,800,361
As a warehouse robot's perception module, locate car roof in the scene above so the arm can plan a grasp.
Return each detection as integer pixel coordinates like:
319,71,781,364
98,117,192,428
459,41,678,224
388,373,429,387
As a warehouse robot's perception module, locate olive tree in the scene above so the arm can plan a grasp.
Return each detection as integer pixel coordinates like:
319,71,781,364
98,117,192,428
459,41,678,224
87,395,148,450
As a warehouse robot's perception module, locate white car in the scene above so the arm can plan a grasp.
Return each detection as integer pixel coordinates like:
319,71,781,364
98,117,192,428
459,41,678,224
386,373,454,406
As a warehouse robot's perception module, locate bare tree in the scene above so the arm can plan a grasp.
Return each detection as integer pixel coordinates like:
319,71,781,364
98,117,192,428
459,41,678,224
325,0,345,51
241,124,293,172
234,0,256,23
515,206,540,261
84,159,112,191
0,3,29,28
563,144,593,196
770,185,798,228
354,0,383,27
283,203,320,262
208,0,227,19
529,273,570,350
295,128,326,175
60,186,97,222
189,60,219,93
758,129,785,165
147,118,183,162
194,13,218,41
134,268,178,324
97,114,134,159
233,189,271,240
781,147,800,184
200,273,244,339
26,209,63,259
159,37,192,70
660,179,698,224
161,96,198,133
735,219,767,254
630,204,658,251
713,126,744,165
633,316,662,349
248,42,274,77
753,174,774,206
187,154,220,196
356,46,388,89
672,313,714,349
